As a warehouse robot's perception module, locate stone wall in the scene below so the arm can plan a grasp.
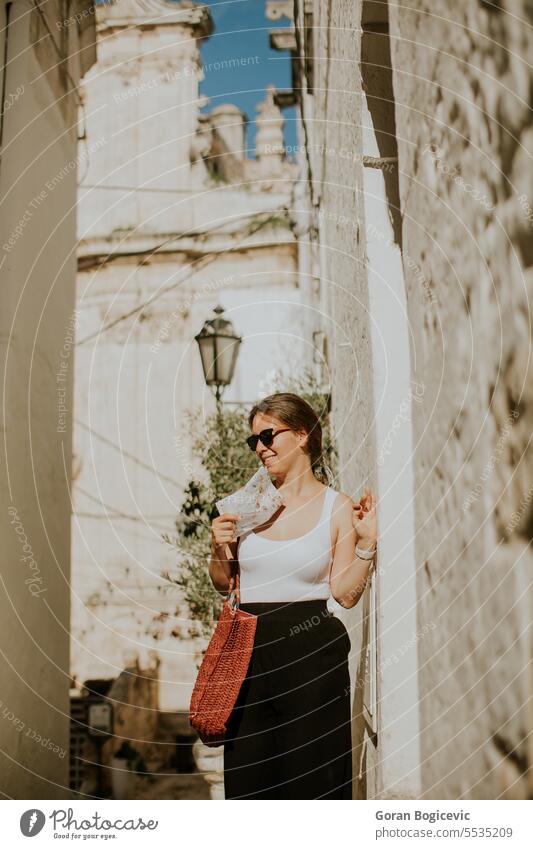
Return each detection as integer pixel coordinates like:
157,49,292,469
292,0,533,799
103,659,160,771
388,0,533,799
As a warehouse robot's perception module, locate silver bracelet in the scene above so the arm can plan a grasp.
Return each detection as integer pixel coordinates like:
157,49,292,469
355,543,376,561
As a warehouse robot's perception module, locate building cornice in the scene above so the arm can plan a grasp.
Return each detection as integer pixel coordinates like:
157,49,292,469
96,0,213,37
77,229,297,271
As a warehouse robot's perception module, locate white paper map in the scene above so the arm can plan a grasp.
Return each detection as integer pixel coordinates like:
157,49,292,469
215,464,285,536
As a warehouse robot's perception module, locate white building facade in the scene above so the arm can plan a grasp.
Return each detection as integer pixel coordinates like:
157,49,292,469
72,0,314,710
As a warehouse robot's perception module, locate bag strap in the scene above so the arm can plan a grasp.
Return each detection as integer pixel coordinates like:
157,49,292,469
227,559,241,611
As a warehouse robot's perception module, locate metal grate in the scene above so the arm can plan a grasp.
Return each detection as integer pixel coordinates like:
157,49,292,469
69,694,87,793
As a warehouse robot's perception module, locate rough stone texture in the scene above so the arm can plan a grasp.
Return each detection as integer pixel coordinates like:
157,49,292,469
294,0,533,799
312,2,375,480
387,0,533,799
104,663,159,762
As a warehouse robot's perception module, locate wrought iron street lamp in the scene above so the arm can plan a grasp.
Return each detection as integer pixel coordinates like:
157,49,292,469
194,304,242,405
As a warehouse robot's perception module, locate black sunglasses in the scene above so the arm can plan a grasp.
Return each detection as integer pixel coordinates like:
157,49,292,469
246,427,291,452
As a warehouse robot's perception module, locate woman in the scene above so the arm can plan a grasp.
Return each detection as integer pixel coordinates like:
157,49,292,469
209,392,377,800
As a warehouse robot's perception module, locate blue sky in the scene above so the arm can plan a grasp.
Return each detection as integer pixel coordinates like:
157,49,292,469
199,0,297,155
95,0,297,155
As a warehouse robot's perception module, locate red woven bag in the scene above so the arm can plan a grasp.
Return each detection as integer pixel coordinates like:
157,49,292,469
189,565,257,747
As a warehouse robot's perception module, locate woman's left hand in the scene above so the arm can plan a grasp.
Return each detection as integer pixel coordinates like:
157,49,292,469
352,487,377,546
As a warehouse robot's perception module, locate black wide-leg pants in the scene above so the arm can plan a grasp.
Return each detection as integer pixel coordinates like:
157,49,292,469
223,599,352,800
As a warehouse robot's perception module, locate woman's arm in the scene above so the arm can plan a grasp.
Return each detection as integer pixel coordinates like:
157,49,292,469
209,540,237,592
208,512,240,592
329,494,376,609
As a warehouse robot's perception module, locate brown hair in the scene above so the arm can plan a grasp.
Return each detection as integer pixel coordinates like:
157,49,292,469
248,392,329,483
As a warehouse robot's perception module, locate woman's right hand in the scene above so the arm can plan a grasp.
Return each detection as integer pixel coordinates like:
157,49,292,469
211,513,241,548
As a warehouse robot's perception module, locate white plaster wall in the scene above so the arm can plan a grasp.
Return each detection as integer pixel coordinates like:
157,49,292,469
362,98,422,799
78,23,202,236
72,240,305,709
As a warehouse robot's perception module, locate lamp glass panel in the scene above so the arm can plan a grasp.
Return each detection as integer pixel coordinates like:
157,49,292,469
215,337,240,385
198,336,216,383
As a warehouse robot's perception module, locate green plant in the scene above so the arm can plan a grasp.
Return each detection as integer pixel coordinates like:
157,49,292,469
161,407,256,638
160,369,337,638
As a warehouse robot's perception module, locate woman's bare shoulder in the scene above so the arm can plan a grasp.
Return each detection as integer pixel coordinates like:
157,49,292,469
328,490,353,549
330,490,354,527
330,489,353,509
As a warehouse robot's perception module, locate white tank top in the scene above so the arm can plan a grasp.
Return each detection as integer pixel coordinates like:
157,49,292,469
236,486,340,603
